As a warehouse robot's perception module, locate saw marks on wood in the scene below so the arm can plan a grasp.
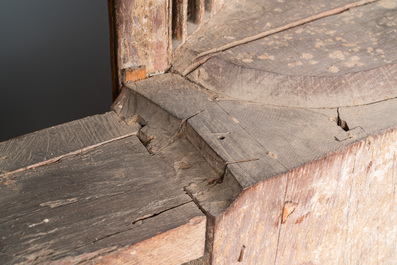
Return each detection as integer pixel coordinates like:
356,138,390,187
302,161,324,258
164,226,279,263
0,136,206,264
217,0,397,76
0,112,138,175
0,112,209,264
177,0,397,108
172,0,377,73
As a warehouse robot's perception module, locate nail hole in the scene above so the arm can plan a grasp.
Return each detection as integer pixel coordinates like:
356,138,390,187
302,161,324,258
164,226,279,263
218,136,225,140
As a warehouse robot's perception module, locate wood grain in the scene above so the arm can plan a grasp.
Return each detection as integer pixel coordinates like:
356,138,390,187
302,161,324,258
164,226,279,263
217,100,348,170
0,136,205,264
173,0,188,42
188,57,397,108
123,74,287,188
0,112,137,174
211,173,288,264
275,128,397,264
186,0,397,108
172,0,364,74
113,0,169,81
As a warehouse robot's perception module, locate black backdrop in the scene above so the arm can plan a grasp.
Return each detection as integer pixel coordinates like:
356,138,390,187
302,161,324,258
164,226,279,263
0,1,112,142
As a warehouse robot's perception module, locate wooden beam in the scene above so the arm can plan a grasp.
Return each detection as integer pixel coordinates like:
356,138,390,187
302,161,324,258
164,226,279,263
173,0,188,42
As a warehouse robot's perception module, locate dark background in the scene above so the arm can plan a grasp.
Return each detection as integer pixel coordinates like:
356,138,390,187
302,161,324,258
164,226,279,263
0,1,112,142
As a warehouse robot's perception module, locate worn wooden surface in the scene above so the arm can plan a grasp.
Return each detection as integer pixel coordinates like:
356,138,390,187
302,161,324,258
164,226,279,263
111,0,169,89
172,0,376,73
123,74,288,188
211,127,397,264
185,0,397,108
0,112,137,174
115,0,397,262
0,113,207,264
3,0,397,264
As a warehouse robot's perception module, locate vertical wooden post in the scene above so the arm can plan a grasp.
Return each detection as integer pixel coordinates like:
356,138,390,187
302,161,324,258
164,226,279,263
191,0,205,24
173,0,188,42
108,0,170,98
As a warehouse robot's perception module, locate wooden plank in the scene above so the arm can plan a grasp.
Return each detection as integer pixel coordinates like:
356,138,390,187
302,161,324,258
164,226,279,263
0,112,137,174
56,203,206,265
217,100,348,170
113,0,169,81
122,74,287,188
0,136,206,264
173,0,188,42
186,0,397,108
216,0,397,76
107,0,119,100
113,83,243,217
211,128,397,264
191,0,205,24
172,0,364,73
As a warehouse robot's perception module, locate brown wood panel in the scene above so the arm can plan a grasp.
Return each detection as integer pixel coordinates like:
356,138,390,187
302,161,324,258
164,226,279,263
114,0,169,79
0,112,137,174
211,174,288,264
173,0,188,42
0,136,205,264
210,128,397,264
275,128,397,264
191,0,205,24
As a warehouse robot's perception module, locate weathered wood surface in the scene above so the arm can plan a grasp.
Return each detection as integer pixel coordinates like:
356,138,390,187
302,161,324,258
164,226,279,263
0,112,137,174
111,0,170,87
0,133,206,264
172,0,378,73
109,0,228,96
3,0,397,264
212,127,397,264
185,0,397,108
122,74,288,189
114,0,397,262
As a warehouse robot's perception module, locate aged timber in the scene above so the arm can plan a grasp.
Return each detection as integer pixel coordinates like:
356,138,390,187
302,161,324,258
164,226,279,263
1,0,397,264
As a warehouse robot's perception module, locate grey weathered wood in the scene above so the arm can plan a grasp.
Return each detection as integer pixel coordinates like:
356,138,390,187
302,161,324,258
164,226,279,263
206,1,397,76
0,136,205,264
339,97,397,136
0,112,138,174
217,100,349,169
122,74,287,188
113,85,243,216
172,0,366,73
3,0,397,264
185,0,397,108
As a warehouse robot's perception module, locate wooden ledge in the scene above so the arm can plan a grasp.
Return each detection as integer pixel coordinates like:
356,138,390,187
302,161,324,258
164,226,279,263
0,113,207,264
